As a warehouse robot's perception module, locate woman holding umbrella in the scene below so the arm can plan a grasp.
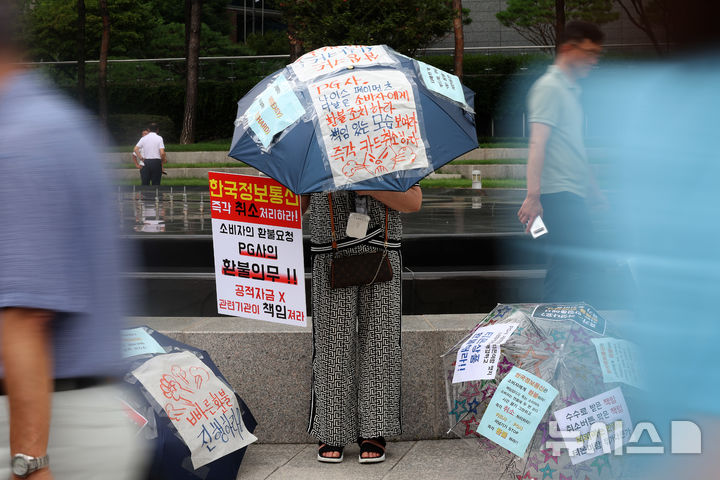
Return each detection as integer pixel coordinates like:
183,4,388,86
302,186,421,463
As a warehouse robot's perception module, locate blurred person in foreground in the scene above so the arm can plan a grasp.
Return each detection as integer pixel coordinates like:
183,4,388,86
517,21,606,303
585,1,720,477
0,3,146,479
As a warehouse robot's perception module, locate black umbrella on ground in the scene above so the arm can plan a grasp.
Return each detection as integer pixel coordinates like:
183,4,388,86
119,326,257,480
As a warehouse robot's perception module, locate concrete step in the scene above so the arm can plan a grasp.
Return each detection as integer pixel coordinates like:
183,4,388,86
133,311,633,445
130,314,485,444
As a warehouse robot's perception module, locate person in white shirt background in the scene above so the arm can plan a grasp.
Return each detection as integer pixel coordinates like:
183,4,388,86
133,123,166,185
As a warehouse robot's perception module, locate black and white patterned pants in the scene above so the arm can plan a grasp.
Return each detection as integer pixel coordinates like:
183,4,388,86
307,245,402,446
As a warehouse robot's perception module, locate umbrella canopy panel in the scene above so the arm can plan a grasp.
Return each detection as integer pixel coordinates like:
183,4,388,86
442,304,643,480
229,45,478,194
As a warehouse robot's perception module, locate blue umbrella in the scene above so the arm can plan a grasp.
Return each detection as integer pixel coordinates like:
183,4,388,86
229,45,478,194
119,326,257,480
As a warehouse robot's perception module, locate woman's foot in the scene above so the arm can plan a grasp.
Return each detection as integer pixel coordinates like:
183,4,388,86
317,442,344,463
358,437,386,463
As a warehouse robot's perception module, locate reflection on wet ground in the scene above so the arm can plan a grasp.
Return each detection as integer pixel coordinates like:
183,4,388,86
119,186,528,236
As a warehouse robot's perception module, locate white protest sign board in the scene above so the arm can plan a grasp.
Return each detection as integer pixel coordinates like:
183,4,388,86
452,323,518,383
209,173,306,326
554,387,633,464
308,69,429,188
132,351,257,469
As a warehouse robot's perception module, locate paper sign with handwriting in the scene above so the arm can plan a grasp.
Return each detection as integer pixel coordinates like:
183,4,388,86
308,69,429,188
290,45,397,82
132,351,257,468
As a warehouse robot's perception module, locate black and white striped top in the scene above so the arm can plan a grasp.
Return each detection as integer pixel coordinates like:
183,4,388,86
308,191,403,253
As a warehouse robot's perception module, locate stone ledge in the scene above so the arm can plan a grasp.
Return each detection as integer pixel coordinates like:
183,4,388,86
129,314,485,443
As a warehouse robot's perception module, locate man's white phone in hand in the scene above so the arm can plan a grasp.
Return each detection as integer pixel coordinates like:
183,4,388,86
530,216,548,239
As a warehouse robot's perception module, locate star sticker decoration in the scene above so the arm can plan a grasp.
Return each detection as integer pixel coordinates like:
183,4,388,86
480,384,498,403
524,332,547,348
459,381,482,400
478,436,499,451
539,340,558,354
539,463,557,480
569,326,592,345
549,328,567,343
537,421,551,445
559,473,573,480
513,346,550,377
563,388,583,407
567,459,592,478
449,399,468,421
466,397,481,414
460,414,481,437
516,473,534,480
590,454,610,475
491,304,513,319
540,448,559,464
497,356,514,375
525,454,540,472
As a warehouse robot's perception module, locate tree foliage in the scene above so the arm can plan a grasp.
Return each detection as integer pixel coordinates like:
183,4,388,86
278,0,458,56
496,0,618,47
25,0,160,61
24,0,244,61
614,0,669,54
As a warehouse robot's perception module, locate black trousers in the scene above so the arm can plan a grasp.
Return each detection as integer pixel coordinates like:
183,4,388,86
539,191,599,303
140,158,163,185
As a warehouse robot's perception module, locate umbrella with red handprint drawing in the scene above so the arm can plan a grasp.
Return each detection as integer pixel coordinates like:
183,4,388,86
119,326,257,480
441,303,642,480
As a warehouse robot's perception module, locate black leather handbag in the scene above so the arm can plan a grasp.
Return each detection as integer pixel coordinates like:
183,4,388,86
327,193,393,289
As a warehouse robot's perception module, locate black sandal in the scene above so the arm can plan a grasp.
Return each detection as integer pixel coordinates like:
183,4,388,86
358,436,386,463
317,442,344,463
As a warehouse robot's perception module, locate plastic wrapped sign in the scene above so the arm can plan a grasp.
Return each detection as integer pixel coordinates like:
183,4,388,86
240,74,306,150
452,323,518,383
477,366,559,457
308,69,429,188
290,45,398,82
416,60,469,108
132,351,257,469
